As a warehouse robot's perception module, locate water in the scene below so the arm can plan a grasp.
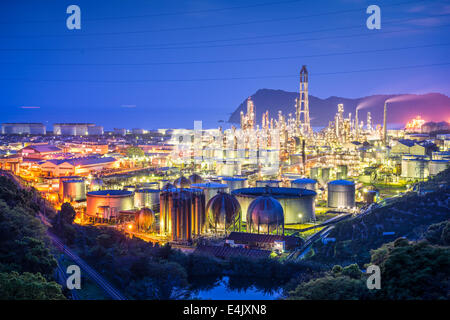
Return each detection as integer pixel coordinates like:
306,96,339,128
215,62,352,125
192,276,282,300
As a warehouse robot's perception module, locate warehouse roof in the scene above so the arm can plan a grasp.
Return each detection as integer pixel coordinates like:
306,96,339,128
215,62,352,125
23,144,61,153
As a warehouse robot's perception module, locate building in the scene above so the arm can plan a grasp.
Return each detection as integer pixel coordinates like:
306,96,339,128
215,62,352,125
20,144,62,160
2,123,46,135
53,123,100,136
39,156,117,176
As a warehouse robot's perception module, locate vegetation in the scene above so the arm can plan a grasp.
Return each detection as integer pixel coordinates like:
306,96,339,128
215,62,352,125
126,146,145,158
0,176,65,299
310,167,450,266
287,238,450,300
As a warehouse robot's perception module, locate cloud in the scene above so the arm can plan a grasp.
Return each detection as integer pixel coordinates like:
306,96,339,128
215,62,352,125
121,104,136,108
20,106,40,109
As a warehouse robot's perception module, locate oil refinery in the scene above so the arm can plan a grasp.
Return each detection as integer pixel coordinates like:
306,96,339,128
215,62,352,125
1,65,449,258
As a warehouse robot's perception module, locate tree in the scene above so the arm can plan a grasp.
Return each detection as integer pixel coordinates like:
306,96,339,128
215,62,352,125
0,271,66,300
126,146,144,158
59,202,76,226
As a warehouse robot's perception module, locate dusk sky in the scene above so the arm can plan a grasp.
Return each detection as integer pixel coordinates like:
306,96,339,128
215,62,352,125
1,0,449,129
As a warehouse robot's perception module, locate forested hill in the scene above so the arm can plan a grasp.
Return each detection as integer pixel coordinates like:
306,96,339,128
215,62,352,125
309,167,450,266
0,175,65,299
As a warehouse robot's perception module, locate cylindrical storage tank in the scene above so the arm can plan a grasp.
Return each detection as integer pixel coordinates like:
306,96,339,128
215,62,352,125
310,167,321,180
191,182,229,205
159,188,205,241
123,185,137,192
134,189,160,210
59,176,82,198
429,160,449,176
246,195,284,234
401,155,415,178
410,159,429,179
256,180,280,188
232,187,316,224
363,190,377,204
290,178,317,191
321,168,331,182
220,177,248,191
89,178,103,191
86,190,134,219
327,180,355,209
337,165,348,180
62,179,86,201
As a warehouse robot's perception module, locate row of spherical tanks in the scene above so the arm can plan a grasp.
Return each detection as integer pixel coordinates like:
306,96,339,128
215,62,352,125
160,174,286,238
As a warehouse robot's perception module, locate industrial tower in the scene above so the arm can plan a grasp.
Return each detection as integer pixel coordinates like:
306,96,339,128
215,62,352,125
296,65,311,136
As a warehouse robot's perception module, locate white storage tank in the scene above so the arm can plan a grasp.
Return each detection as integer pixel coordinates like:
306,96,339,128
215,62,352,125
290,178,317,191
232,187,316,224
220,177,248,191
327,180,355,209
62,179,86,202
191,182,229,205
429,160,449,176
134,188,160,210
86,190,134,219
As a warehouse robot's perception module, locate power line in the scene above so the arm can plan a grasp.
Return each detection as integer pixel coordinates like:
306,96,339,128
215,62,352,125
0,0,305,24
0,0,428,38
1,62,448,83
3,21,449,51
1,42,448,66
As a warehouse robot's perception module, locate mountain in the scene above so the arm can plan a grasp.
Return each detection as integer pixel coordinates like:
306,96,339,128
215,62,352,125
228,89,450,128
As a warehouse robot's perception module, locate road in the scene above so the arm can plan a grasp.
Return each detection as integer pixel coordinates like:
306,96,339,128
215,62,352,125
49,232,127,300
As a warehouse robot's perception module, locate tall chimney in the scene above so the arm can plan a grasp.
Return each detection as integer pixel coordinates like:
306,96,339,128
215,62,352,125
355,108,359,138
383,102,387,146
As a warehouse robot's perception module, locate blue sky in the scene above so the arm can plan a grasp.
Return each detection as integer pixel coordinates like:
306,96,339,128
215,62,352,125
1,0,449,129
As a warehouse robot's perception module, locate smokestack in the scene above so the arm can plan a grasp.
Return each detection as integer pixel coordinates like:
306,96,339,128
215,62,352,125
383,102,387,146
355,108,359,137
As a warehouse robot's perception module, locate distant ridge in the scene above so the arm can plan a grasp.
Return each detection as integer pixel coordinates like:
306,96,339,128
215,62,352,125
228,89,450,127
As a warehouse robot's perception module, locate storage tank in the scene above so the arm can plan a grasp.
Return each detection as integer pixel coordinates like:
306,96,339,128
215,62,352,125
290,178,317,191
310,167,320,180
429,160,449,176
134,189,160,210
61,179,86,202
246,195,284,234
59,176,82,198
191,182,229,205
173,176,191,188
159,188,206,241
86,190,134,219
220,177,248,191
336,165,348,180
364,190,377,204
123,185,138,192
189,173,204,184
159,180,170,189
409,158,429,179
89,178,104,191
206,192,241,233
321,168,331,182
327,180,355,209
232,187,316,224
256,180,280,188
135,208,155,232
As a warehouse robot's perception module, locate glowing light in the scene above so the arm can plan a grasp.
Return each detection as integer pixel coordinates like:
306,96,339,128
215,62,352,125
405,116,425,131
127,223,133,230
